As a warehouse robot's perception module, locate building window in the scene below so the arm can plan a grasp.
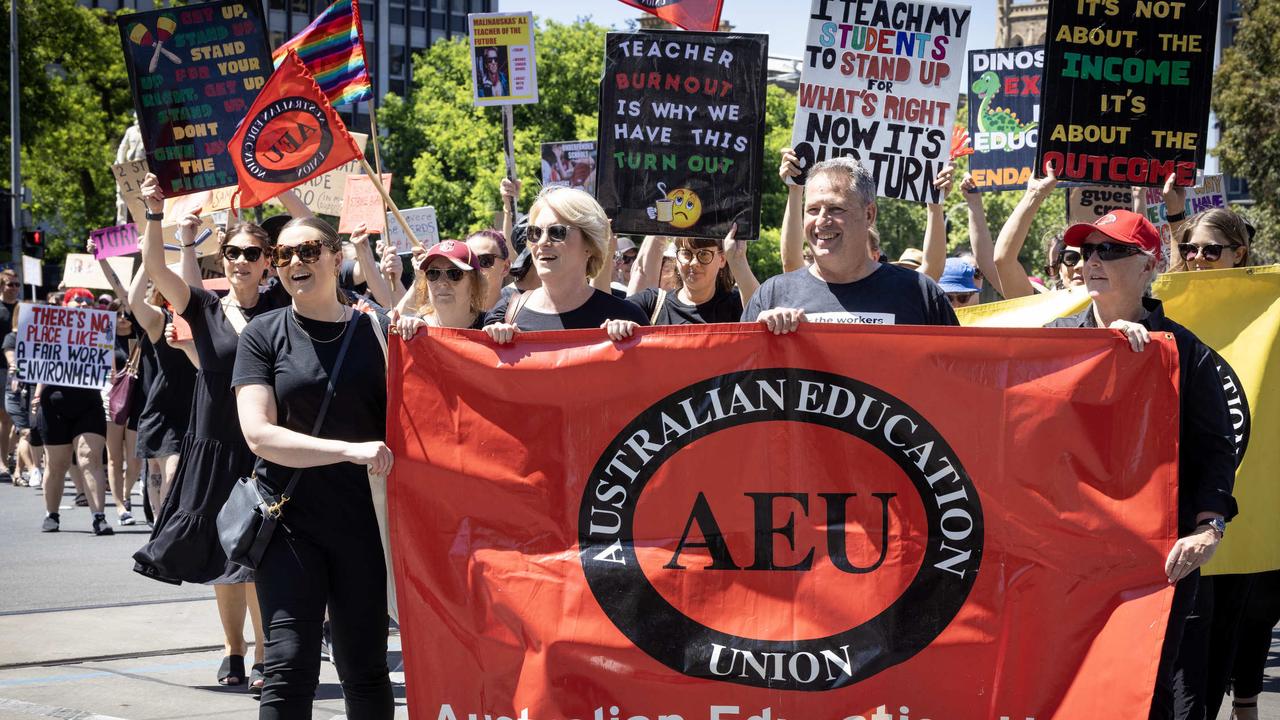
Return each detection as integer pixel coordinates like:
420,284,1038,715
291,0,309,12
471,0,487,11
389,45,407,76
389,2,407,25
269,0,288,10
360,2,374,20
390,78,407,97
450,13,466,32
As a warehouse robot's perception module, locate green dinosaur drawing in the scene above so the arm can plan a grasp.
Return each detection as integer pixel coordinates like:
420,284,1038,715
971,71,1038,135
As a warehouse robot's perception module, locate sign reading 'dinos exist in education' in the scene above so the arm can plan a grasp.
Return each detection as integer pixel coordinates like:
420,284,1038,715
117,0,273,197
15,304,116,390
1145,174,1226,241
390,324,1182,720
541,141,598,196
1036,0,1219,187
789,0,971,203
967,46,1043,191
468,12,538,107
597,31,768,240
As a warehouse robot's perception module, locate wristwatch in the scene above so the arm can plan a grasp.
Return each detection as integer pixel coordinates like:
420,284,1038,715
1197,517,1226,539
145,210,164,221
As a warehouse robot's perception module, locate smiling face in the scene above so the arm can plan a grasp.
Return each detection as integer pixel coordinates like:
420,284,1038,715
465,234,509,301
275,226,340,300
676,242,726,295
667,188,703,229
528,205,590,282
1080,231,1155,302
803,175,875,271
222,232,271,290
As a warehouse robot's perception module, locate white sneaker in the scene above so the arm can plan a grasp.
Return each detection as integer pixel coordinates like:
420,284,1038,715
118,511,135,526
28,469,42,489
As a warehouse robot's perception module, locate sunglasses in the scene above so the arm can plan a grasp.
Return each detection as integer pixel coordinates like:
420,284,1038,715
527,224,571,244
475,253,497,269
947,292,975,305
3,282,19,289
1178,243,1236,262
1059,250,1083,267
271,240,325,268
618,251,638,265
676,248,719,265
426,267,466,283
222,245,265,263
1079,242,1145,262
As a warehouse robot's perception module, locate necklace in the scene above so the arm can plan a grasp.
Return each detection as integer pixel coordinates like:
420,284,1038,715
290,307,348,344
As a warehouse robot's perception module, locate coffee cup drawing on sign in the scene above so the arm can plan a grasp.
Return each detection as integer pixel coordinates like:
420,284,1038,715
646,181,703,230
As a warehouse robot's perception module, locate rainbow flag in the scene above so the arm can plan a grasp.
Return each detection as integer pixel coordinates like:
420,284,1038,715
272,0,372,107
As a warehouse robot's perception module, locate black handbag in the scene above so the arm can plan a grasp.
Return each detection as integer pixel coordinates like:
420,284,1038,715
217,312,360,570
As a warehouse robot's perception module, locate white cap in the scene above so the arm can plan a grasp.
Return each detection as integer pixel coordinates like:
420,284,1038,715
616,237,637,254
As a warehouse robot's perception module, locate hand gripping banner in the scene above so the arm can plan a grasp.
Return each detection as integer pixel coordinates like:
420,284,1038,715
388,324,1182,720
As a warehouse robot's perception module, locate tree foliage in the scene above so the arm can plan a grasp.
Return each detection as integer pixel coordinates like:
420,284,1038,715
1213,0,1280,263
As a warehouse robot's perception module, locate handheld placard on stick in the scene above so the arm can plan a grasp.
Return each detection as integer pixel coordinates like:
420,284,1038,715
502,106,518,217
356,155,422,249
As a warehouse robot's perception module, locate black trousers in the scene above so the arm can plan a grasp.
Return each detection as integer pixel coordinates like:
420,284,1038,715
1151,572,1200,720
1201,574,1256,719
255,509,393,720
1231,569,1280,699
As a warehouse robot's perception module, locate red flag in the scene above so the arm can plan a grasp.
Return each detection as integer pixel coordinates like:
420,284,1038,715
617,0,724,31
229,49,363,208
388,324,1182,719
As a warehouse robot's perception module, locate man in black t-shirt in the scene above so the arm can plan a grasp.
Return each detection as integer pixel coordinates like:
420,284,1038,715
743,158,958,332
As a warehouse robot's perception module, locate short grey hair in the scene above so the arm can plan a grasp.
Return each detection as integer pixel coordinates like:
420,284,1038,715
808,157,877,210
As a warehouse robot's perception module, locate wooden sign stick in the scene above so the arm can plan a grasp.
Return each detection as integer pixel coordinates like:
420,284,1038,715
356,155,422,249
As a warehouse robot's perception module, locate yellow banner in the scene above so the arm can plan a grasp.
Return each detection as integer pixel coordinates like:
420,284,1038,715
1154,266,1280,575
956,286,1091,327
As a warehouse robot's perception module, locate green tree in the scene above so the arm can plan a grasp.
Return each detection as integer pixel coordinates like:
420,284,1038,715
1212,0,1280,263
1,0,134,260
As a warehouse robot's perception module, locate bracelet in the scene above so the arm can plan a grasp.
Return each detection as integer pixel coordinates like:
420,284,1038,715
181,242,196,248
1165,211,1186,223
145,210,164,221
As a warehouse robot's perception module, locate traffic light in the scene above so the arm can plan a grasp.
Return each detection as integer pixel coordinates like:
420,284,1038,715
22,230,43,258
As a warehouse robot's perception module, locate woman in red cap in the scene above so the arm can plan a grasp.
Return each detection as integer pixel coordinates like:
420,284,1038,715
1045,209,1237,720
394,240,489,337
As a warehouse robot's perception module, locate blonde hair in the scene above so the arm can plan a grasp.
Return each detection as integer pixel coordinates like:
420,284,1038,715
1172,208,1252,271
529,186,609,279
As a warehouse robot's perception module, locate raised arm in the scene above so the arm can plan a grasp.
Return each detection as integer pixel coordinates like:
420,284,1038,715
628,236,668,296
919,164,955,282
376,240,408,308
86,237,131,314
1161,173,1189,269
994,164,1059,299
592,225,616,293
175,215,206,289
276,188,313,220
125,257,164,342
348,225,395,308
723,226,760,308
138,173,192,314
236,383,391,474
960,173,1001,297
779,148,807,273
500,177,521,249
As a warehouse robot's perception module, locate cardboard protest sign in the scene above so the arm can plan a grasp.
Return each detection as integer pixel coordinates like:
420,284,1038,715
338,174,392,235
1036,0,1219,187
14,304,116,390
789,0,971,203
62,254,135,291
116,0,273,196
385,206,438,255
967,46,1043,191
22,256,41,287
468,12,538,107
1066,185,1137,225
265,132,368,216
541,141,598,196
1144,174,1226,241
112,157,219,258
91,224,141,260
597,31,769,240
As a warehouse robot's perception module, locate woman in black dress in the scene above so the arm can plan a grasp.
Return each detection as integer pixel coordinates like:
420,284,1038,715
132,173,278,692
233,216,393,719
105,300,144,526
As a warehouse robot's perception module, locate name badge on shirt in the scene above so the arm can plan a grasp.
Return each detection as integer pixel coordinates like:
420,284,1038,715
806,312,896,325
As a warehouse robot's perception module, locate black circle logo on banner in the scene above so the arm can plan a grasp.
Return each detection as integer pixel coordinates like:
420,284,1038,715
239,97,335,185
1211,350,1251,468
578,368,983,691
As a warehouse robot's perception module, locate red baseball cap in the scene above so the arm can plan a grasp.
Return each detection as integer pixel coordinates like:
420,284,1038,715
419,240,475,271
1063,209,1162,260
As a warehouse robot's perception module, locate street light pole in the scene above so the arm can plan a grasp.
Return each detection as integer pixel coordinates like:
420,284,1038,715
9,0,22,284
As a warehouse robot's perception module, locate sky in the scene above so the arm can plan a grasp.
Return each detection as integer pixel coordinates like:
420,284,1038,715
522,1,1000,61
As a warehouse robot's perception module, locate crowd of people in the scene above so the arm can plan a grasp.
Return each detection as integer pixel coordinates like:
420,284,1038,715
1,146,1272,720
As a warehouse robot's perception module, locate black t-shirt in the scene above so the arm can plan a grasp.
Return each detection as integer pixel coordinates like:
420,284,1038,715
0,301,15,370
742,264,959,326
628,287,743,325
340,257,414,297
485,289,650,331
231,308,389,496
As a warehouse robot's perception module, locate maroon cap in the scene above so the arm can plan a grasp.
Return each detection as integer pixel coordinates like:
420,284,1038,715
1063,209,1162,260
420,240,475,271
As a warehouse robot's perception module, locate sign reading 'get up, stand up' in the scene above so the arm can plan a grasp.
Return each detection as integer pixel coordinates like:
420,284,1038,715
1036,0,1219,187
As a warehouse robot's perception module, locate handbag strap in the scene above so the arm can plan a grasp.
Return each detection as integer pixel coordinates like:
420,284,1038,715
650,289,668,326
221,295,249,335
278,309,362,502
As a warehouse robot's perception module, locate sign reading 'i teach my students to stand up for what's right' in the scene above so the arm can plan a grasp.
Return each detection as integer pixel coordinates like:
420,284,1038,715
1037,0,1219,187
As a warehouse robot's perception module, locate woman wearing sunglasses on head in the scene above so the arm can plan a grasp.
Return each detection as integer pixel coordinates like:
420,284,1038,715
394,241,489,337
484,187,649,343
131,173,275,693
1045,209,1237,720
232,216,394,719
619,229,758,328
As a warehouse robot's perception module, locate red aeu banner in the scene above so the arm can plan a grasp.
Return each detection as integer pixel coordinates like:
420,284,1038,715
387,324,1182,720
616,0,724,31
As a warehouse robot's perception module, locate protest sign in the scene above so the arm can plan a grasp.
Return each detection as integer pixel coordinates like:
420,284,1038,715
789,0,971,203
116,0,273,197
540,141,598,196
112,159,219,257
391,323,1180,719
1144,174,1226,241
265,132,368,216
385,206,438,255
22,256,41,288
91,224,141,260
14,304,116,390
597,31,768,240
1066,185,1137,225
468,12,538,107
62,254,135,291
1036,0,1219,187
966,46,1043,191
338,174,393,235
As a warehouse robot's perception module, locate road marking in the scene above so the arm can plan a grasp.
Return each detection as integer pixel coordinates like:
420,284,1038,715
0,696,130,719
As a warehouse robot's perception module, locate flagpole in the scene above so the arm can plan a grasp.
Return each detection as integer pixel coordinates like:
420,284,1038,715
502,105,517,217
367,99,384,176
356,155,422,249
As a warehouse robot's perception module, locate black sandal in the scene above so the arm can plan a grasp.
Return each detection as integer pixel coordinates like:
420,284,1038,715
217,654,246,686
250,663,265,699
